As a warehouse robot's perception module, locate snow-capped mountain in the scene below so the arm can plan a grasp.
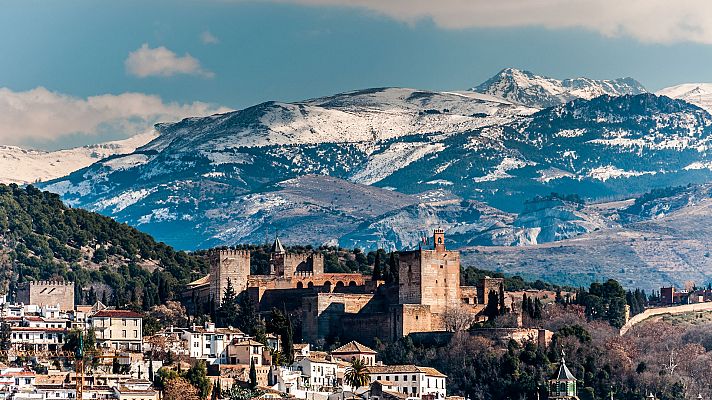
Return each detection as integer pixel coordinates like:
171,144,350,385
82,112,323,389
657,83,712,114
0,131,158,184
472,68,647,108
39,70,712,250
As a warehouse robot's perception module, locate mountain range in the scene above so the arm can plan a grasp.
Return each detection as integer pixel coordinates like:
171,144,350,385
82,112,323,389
0,131,157,185
8,67,712,289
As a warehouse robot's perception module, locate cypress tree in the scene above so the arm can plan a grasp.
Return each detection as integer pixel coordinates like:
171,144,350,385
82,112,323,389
249,358,257,389
387,252,398,285
372,250,382,281
483,290,500,320
533,298,543,319
498,282,506,314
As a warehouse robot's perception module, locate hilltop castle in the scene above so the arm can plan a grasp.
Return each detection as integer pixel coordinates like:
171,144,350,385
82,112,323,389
185,230,503,345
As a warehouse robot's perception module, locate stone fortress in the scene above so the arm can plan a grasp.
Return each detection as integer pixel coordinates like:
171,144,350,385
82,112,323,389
17,280,75,311
185,230,503,345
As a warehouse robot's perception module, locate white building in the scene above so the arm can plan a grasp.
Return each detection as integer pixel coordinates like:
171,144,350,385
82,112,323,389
294,357,339,392
365,365,447,399
181,323,248,364
89,310,143,352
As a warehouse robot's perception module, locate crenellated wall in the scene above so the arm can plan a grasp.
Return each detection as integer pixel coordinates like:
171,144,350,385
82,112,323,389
17,281,75,311
210,249,251,305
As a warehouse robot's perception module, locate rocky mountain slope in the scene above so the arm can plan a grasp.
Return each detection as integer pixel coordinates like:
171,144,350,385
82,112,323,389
39,81,712,249
472,68,647,108
37,70,712,255
464,184,712,292
657,83,712,114
0,131,158,184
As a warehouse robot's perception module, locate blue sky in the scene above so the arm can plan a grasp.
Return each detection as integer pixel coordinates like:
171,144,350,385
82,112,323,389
3,0,712,149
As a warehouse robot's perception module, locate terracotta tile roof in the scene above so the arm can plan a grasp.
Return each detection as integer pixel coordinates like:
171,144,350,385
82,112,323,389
11,327,66,332
365,365,446,377
416,367,447,378
331,341,376,355
231,339,264,347
93,310,143,318
187,275,210,287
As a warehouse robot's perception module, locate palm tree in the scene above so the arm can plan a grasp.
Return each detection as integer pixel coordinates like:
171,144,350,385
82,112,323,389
344,358,370,398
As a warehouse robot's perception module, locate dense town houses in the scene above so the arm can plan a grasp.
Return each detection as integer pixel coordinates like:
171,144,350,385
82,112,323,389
0,230,608,400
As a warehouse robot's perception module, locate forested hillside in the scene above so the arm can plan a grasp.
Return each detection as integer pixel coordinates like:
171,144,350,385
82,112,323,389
0,184,208,309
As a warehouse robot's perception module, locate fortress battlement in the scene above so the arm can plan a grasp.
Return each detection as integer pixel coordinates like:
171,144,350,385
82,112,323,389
21,281,74,287
214,249,251,258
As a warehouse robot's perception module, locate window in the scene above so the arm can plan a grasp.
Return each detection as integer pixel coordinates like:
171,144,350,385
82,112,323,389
206,344,211,349
134,330,138,338
403,388,408,394
194,342,199,348
395,376,399,382
122,319,127,326
122,330,127,338
412,375,416,381
412,387,417,394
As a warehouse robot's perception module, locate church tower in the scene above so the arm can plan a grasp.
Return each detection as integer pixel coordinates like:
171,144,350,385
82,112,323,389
270,237,286,276
549,355,578,400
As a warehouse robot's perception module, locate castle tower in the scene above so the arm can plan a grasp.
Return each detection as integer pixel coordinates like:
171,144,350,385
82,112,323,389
549,355,578,400
270,237,286,276
210,249,251,305
433,228,446,252
398,229,460,314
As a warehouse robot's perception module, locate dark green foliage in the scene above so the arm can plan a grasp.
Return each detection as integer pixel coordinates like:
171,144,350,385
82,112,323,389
574,280,628,328
185,361,211,399
249,359,257,389
483,290,500,320
0,184,207,310
461,266,571,292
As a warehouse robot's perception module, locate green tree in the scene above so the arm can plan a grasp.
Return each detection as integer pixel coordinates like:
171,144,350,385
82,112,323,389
372,250,382,281
185,361,211,399
249,358,257,389
217,278,238,327
483,290,500,320
344,358,370,394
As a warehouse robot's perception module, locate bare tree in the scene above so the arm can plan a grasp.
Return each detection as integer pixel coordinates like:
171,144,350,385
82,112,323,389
442,304,477,332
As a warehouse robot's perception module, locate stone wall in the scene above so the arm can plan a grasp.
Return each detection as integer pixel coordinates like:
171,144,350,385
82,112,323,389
210,250,250,305
17,281,75,311
398,249,460,315
301,293,376,342
396,304,434,337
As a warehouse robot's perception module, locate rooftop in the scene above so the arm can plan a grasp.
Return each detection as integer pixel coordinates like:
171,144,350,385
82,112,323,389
93,310,143,319
366,365,446,378
331,341,377,355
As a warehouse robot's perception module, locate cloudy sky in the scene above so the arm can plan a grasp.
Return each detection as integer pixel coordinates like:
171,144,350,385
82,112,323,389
3,0,712,149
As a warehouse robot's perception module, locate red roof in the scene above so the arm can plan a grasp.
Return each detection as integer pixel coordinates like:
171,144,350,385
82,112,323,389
93,310,143,318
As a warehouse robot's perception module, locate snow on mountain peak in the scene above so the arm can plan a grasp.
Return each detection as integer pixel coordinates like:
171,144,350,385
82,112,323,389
471,68,647,108
0,130,159,185
657,83,712,114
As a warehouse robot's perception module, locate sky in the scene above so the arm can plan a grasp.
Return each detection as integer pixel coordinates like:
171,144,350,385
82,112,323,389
4,0,712,150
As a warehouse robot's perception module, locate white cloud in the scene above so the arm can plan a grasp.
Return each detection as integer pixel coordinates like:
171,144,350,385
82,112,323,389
0,87,231,146
201,31,220,44
125,43,214,78
274,0,712,45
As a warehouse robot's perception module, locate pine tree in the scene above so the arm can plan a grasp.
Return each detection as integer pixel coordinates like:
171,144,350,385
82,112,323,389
217,278,238,327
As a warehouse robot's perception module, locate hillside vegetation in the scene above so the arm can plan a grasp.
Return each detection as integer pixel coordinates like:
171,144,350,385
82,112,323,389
0,184,207,309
